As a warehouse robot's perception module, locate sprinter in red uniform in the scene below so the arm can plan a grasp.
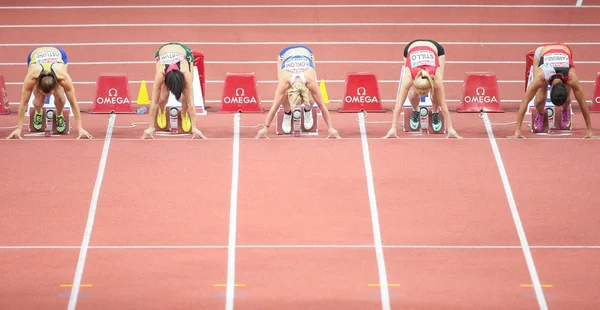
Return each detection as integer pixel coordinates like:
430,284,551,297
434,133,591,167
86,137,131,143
508,43,597,138
383,39,461,139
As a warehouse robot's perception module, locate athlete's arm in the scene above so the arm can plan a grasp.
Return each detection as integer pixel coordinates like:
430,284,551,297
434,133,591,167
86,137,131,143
147,70,164,130
509,72,544,138
183,67,196,126
385,67,412,136
15,70,38,130
262,78,289,128
57,71,84,131
567,72,595,137
305,79,333,129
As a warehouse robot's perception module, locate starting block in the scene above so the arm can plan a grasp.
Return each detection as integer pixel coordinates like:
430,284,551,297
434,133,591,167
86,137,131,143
402,106,446,135
0,74,9,115
275,104,321,136
28,107,71,136
401,94,445,134
530,105,572,134
219,73,262,113
457,72,504,113
338,72,385,113
155,107,192,134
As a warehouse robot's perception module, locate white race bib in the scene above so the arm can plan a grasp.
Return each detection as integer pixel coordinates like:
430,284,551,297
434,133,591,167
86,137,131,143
409,50,436,67
283,57,311,72
159,52,185,65
543,52,570,68
34,51,61,64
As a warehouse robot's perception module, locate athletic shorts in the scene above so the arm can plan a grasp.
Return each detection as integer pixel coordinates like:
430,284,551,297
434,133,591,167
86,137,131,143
27,46,68,65
404,39,445,57
155,42,194,65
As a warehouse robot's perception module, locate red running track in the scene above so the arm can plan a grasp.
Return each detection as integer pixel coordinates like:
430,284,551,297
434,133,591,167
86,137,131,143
1,2,600,310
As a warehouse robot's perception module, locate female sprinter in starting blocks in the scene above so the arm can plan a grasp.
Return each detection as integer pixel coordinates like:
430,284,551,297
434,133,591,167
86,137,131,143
507,43,597,139
142,42,207,139
6,46,93,139
255,45,340,139
383,39,461,139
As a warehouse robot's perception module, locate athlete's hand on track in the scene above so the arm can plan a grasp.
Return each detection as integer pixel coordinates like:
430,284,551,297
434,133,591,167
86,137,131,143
382,128,398,139
191,128,207,140
506,132,526,139
77,128,94,139
326,127,341,139
6,128,23,139
141,128,155,139
254,126,269,139
446,128,463,139
583,130,600,139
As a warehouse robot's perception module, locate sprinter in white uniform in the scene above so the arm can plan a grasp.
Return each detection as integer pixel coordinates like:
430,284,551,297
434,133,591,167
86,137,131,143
255,45,340,139
508,43,597,138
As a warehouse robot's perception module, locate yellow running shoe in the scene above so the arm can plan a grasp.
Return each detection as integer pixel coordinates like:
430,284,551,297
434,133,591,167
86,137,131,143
156,108,167,129
181,112,191,133
55,114,66,133
33,110,43,131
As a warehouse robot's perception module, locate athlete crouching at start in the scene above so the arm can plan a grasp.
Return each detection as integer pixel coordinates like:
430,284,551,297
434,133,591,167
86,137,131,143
383,39,461,139
7,46,93,139
255,45,340,139
142,42,207,139
508,43,597,139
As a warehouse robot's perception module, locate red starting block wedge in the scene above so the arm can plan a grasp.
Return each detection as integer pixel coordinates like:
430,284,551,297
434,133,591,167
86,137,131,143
457,72,504,113
155,107,192,134
275,105,319,135
591,73,600,113
0,74,9,115
90,74,135,113
338,73,385,113
402,106,446,134
219,73,263,113
28,107,71,135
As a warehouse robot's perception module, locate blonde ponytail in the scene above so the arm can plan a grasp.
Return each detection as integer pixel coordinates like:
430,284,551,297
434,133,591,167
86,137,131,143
287,83,310,107
413,70,435,102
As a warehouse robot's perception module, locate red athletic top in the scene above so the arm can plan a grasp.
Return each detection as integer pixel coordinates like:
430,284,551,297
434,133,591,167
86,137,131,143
406,46,439,78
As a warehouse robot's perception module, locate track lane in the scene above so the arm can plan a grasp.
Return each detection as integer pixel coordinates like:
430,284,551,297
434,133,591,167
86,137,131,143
2,26,599,44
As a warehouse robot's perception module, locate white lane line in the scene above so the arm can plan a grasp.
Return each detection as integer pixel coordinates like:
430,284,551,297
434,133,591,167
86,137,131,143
358,112,390,310
481,113,547,310
1,22,600,28
225,113,241,310
67,113,115,310
0,4,599,9
2,41,600,47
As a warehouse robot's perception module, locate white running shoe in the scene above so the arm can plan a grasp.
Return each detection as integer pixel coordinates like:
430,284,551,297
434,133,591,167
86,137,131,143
282,112,292,133
303,108,314,130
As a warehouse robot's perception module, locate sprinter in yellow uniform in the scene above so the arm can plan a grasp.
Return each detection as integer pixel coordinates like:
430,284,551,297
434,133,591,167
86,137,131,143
6,46,92,139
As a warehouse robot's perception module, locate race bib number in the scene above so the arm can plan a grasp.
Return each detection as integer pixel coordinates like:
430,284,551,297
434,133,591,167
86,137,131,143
283,56,311,72
159,52,185,65
543,52,570,68
409,50,436,67
34,51,61,64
